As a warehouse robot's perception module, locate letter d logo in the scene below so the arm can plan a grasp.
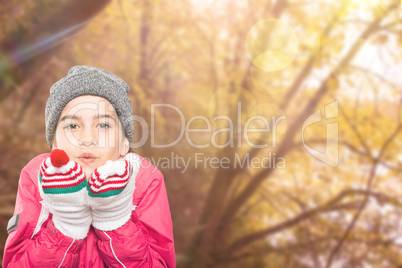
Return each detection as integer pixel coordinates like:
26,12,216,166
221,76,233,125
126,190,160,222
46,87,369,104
302,100,339,167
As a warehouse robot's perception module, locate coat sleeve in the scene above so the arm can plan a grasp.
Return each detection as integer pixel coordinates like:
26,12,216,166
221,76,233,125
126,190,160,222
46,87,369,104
94,165,176,268
3,163,85,267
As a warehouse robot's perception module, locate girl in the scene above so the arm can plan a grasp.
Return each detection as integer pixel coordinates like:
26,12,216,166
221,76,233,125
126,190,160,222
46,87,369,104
3,65,176,267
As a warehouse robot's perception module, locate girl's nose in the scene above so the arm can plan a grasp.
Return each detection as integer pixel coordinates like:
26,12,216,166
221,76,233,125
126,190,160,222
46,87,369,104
78,128,98,147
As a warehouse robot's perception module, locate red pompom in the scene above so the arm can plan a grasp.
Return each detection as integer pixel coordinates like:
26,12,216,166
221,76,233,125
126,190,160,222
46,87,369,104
50,149,70,167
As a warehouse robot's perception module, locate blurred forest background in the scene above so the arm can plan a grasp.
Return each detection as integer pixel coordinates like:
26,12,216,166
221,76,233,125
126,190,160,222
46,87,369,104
1,0,402,267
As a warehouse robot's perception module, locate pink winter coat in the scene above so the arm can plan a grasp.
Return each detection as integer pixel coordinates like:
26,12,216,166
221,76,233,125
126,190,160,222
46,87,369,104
3,153,176,267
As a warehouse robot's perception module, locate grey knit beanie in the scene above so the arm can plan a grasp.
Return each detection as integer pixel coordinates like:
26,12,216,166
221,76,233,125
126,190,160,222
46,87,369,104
45,65,134,149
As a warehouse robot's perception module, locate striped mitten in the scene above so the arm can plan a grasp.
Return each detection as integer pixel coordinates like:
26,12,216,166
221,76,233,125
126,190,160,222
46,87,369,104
87,153,141,231
39,149,91,240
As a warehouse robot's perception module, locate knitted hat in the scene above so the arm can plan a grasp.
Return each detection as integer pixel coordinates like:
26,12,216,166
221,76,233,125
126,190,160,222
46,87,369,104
45,65,134,148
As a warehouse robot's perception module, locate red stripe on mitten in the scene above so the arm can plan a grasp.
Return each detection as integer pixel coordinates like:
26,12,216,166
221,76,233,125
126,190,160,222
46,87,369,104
39,149,91,239
87,153,141,231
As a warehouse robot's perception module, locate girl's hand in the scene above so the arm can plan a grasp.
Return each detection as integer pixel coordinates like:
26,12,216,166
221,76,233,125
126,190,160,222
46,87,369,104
87,153,141,231
39,149,92,239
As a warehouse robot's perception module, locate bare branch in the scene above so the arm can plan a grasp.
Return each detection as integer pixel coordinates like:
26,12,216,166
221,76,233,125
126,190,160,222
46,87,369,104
279,1,348,110
325,121,402,267
228,187,401,255
219,3,399,240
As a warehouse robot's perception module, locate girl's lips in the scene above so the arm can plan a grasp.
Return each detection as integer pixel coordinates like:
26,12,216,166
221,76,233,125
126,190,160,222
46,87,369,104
78,158,96,165
77,153,97,165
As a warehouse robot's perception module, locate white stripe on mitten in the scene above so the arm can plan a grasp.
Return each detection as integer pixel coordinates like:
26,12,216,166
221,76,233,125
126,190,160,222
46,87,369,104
39,149,91,240
87,153,141,231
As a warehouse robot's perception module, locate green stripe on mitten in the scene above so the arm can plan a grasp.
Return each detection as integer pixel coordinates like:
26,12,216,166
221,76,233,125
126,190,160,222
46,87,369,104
87,153,141,231
39,149,91,239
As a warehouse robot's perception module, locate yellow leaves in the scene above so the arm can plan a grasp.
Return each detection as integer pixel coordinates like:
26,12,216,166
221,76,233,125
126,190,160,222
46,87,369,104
252,50,293,73
208,85,256,120
314,57,324,69
2,1,402,265
249,62,297,96
326,77,340,91
345,0,388,19
400,104,402,125
174,82,213,120
371,34,389,45
246,18,299,72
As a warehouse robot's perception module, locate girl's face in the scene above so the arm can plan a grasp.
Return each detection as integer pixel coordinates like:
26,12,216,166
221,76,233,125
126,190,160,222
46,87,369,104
52,95,129,178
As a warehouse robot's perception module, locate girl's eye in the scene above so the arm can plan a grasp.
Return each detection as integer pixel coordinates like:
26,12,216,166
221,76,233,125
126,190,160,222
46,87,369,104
98,123,111,129
64,124,78,129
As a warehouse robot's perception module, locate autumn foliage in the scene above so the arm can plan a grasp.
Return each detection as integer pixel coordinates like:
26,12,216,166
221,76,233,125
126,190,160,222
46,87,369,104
1,0,402,267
